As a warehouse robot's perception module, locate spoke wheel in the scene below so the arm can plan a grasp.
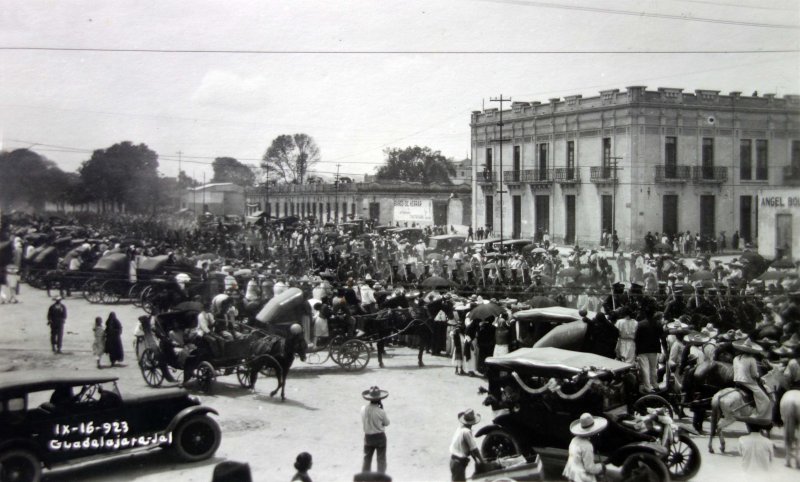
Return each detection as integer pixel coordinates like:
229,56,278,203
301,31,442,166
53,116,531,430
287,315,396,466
337,340,370,371
83,279,103,303
621,453,671,482
633,394,675,419
195,361,215,393
666,434,701,481
0,450,41,482
101,281,121,304
172,416,221,462
139,348,164,387
236,364,253,388
480,429,523,462
128,283,144,304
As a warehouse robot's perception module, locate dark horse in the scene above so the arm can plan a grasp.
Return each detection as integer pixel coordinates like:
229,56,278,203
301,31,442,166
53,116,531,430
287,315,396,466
247,331,307,401
357,304,433,368
680,360,734,432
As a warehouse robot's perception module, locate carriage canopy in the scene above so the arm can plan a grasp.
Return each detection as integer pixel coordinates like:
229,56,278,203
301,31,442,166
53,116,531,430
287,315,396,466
92,253,130,273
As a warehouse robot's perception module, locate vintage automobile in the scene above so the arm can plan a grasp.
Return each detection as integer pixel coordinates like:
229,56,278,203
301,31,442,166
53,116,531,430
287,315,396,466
0,371,221,482
426,234,466,253
477,348,701,481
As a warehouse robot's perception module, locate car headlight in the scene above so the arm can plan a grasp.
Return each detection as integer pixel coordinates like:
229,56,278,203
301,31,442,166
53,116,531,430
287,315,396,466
188,395,201,405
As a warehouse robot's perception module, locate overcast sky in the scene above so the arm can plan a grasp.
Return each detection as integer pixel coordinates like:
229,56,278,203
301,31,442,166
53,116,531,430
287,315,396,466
1,0,798,181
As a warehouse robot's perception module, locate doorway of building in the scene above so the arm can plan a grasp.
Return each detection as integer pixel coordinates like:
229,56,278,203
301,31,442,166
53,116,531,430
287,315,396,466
512,195,522,239
433,201,448,227
534,195,549,240
776,214,793,259
740,196,752,245
601,195,613,240
700,195,715,239
662,195,678,236
565,195,576,245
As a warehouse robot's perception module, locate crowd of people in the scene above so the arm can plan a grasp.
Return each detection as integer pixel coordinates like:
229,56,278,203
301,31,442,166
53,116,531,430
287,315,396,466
2,210,800,479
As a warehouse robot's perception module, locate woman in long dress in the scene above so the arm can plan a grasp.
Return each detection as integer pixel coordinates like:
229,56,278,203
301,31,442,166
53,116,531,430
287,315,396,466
104,312,124,367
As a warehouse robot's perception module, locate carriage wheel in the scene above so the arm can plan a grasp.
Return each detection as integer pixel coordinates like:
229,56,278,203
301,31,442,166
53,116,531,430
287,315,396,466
139,348,164,387
101,281,121,304
633,394,675,419
128,283,144,305
336,340,370,371
142,298,156,315
328,336,346,365
83,279,103,303
236,364,253,388
195,362,216,393
666,434,701,481
620,452,671,482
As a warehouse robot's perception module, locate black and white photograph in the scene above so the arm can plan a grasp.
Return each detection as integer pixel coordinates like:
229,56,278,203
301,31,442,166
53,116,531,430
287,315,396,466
1,1,799,481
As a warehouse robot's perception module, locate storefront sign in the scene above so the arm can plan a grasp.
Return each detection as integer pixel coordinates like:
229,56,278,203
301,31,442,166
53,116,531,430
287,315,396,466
393,199,432,224
760,196,800,208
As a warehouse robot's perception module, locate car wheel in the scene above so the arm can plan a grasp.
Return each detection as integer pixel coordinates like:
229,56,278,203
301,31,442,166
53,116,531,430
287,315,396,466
172,415,221,462
621,452,671,482
0,450,42,482
480,429,523,462
666,434,701,481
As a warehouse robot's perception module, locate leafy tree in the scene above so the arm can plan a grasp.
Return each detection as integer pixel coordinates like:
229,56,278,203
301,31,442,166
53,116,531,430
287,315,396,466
261,134,321,184
178,170,199,189
211,157,255,187
375,146,455,184
0,149,71,211
78,141,160,213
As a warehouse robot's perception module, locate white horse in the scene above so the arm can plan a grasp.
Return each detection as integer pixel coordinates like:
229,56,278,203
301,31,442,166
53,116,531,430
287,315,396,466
707,365,786,453
782,389,800,468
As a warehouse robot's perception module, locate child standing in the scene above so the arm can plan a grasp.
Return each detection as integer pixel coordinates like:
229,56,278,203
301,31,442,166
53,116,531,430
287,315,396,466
92,317,105,368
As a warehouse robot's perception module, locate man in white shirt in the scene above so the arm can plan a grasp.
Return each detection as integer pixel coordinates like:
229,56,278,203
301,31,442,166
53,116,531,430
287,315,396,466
360,280,377,314
361,386,390,474
449,409,485,481
738,418,773,472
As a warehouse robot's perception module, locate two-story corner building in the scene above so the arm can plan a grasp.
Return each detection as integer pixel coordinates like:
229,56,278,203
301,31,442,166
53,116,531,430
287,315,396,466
470,86,800,252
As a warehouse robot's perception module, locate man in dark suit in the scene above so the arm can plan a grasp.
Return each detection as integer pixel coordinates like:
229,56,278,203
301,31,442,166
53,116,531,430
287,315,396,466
47,296,67,353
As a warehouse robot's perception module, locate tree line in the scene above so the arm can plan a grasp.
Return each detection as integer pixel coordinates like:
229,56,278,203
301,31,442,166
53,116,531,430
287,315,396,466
0,134,460,213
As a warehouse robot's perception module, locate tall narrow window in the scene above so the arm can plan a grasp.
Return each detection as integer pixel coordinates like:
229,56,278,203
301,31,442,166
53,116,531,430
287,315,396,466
485,195,494,231
512,145,521,182
665,137,677,178
485,148,493,172
538,143,548,179
755,139,768,180
602,138,612,177
702,138,714,179
566,140,575,179
740,139,752,180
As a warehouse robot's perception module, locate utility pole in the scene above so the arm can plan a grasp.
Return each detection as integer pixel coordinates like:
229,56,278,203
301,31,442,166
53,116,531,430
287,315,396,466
334,164,341,223
490,95,511,249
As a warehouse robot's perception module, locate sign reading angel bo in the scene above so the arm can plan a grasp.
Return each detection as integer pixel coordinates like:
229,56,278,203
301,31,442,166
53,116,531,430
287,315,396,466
393,198,433,225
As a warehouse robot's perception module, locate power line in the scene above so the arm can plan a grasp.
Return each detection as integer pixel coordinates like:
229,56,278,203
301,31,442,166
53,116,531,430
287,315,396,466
475,0,800,29
672,0,798,11
0,46,798,54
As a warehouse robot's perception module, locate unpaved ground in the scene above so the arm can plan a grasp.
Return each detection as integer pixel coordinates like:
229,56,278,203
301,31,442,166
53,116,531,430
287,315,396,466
1,286,798,482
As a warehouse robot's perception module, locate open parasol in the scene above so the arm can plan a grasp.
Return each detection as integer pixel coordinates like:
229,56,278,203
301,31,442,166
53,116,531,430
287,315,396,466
469,302,504,321
771,258,796,269
420,276,453,289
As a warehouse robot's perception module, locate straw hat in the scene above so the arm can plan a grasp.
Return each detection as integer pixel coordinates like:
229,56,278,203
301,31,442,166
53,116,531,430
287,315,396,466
458,409,481,426
701,323,719,338
732,338,765,356
683,332,710,346
362,386,389,401
570,413,608,437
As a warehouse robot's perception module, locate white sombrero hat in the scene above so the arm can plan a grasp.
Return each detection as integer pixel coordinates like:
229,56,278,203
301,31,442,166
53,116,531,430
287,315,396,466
570,413,608,437
362,386,389,401
458,409,482,426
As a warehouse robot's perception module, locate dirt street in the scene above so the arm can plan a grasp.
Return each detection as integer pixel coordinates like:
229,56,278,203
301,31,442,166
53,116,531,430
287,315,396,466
1,286,798,482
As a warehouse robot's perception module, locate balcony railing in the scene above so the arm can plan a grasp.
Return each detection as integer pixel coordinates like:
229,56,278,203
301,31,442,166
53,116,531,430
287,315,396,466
784,165,800,185
554,167,580,183
655,165,691,183
692,166,727,183
590,166,618,183
521,168,553,184
478,170,495,184
503,170,523,183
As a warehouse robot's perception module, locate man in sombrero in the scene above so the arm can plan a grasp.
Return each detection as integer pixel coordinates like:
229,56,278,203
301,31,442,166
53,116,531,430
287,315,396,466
563,413,607,482
733,337,771,419
449,409,485,482
361,386,390,474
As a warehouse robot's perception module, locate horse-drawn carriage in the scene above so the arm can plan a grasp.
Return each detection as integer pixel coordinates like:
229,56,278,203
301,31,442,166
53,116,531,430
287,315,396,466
131,255,201,309
477,347,701,481
82,253,135,304
255,288,371,371
137,307,273,393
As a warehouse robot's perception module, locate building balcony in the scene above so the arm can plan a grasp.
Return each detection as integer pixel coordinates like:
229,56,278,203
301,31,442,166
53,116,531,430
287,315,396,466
655,165,691,183
590,166,618,184
477,170,495,184
520,168,553,187
503,170,523,184
554,167,581,184
784,165,800,185
692,166,727,183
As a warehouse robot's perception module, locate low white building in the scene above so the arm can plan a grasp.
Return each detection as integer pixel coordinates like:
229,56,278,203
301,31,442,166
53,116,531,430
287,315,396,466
758,188,800,261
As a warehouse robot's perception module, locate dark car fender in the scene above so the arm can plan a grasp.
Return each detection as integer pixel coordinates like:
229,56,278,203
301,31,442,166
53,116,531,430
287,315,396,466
0,439,52,468
605,442,667,467
165,405,219,434
474,422,529,445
